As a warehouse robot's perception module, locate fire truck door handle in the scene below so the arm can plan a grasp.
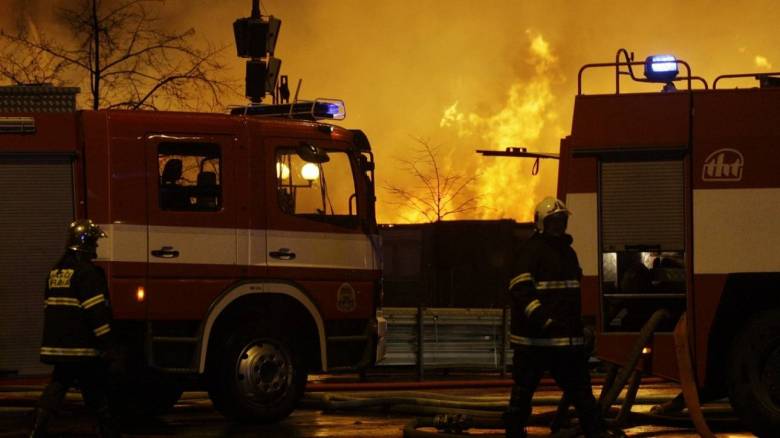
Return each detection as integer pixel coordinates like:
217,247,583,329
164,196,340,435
270,248,296,260
151,246,180,258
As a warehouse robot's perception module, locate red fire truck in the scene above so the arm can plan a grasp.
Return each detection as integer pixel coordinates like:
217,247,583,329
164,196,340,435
558,51,778,436
0,86,386,422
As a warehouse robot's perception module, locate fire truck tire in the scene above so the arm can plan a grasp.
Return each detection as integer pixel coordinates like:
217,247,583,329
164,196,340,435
727,308,780,437
208,324,308,423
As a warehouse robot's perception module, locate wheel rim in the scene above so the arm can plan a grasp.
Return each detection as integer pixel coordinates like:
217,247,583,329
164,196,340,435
235,340,293,403
762,343,780,406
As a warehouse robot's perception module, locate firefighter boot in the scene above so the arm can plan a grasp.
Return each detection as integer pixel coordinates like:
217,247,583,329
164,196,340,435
29,407,52,438
96,407,121,438
502,411,528,438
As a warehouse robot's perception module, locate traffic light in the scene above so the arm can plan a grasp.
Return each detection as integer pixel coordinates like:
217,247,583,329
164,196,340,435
233,1,282,102
233,15,281,58
245,57,281,103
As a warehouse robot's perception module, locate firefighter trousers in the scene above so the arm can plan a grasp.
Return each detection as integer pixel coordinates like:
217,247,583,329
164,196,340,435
505,345,604,437
35,361,119,437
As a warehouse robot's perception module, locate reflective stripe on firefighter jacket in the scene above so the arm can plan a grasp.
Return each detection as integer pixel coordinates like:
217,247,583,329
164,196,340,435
40,252,114,364
507,232,584,347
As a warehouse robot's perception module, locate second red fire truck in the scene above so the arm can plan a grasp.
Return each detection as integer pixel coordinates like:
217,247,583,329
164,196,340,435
478,49,780,436
488,50,780,436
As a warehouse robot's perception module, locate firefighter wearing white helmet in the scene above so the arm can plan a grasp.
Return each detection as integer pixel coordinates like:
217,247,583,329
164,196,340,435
534,196,572,233
503,198,609,438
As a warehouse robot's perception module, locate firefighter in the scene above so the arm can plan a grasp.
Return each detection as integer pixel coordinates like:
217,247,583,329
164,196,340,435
503,197,607,438
30,219,120,438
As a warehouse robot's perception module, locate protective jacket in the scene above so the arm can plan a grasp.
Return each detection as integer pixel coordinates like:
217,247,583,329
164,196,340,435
508,232,584,347
40,252,114,363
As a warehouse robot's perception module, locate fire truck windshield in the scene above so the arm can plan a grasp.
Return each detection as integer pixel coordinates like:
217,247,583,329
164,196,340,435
275,148,359,228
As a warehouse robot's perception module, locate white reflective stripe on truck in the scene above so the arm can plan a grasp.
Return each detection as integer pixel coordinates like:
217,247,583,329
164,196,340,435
96,224,379,270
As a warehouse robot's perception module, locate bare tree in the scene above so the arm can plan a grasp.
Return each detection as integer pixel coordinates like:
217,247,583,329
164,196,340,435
385,137,479,223
0,0,240,110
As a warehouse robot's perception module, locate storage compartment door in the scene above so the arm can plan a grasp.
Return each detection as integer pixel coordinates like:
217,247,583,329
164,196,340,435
0,156,73,376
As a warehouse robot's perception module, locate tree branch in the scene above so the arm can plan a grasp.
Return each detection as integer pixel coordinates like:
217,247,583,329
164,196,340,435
387,137,479,223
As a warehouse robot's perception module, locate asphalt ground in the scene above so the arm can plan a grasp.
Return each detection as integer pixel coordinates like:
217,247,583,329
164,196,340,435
0,377,755,437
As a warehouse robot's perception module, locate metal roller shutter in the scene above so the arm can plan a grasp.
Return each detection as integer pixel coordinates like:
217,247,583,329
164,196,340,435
0,156,73,376
600,160,685,252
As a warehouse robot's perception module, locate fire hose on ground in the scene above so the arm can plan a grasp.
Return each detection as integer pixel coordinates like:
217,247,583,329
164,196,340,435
302,309,741,437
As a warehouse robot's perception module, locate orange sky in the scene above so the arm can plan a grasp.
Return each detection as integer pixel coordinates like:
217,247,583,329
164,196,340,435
3,0,779,223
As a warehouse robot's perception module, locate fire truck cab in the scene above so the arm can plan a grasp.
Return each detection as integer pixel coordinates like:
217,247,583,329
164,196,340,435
0,88,386,422
560,52,780,436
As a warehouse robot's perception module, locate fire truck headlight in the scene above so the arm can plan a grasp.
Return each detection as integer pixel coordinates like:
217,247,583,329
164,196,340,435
644,54,679,82
136,286,145,303
301,162,320,181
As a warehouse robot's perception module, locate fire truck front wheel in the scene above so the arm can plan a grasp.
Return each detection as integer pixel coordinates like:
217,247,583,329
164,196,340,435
728,308,780,437
208,324,308,423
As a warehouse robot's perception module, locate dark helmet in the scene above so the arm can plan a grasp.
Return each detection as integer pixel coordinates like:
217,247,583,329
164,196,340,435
66,219,107,255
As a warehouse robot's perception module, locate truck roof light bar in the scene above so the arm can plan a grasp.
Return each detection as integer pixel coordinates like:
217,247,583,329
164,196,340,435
230,98,346,121
0,117,36,134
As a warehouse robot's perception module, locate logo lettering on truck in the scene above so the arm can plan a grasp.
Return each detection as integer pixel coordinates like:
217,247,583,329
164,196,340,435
702,148,744,182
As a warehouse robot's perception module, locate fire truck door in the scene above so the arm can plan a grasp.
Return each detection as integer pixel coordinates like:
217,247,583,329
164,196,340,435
265,137,377,321
145,135,241,320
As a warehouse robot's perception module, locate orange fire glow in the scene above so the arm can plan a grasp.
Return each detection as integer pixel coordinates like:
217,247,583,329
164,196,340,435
4,1,778,224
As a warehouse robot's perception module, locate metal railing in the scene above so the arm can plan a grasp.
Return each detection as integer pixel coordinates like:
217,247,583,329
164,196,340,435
577,48,708,95
380,307,512,379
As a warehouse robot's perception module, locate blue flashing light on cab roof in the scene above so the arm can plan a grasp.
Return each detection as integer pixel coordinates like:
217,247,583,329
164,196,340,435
644,54,679,82
315,99,346,119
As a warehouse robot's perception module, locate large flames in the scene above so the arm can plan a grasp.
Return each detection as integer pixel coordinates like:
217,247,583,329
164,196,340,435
438,32,562,222
3,1,778,224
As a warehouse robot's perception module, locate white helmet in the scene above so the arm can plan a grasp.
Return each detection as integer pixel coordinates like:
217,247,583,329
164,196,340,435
534,197,572,232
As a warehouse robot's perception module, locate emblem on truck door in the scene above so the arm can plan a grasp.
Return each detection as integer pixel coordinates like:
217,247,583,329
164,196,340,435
702,148,744,182
337,283,357,313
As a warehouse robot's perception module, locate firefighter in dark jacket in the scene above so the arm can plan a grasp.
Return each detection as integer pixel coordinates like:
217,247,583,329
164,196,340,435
30,219,120,438
503,197,606,438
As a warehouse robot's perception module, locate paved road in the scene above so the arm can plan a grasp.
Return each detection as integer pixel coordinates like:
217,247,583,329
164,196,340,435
0,382,754,437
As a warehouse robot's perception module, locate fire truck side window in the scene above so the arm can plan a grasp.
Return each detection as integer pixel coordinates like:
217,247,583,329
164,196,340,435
602,251,686,293
275,147,358,228
158,143,221,211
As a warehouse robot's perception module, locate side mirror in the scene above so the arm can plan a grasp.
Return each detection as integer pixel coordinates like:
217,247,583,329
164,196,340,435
296,143,329,163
